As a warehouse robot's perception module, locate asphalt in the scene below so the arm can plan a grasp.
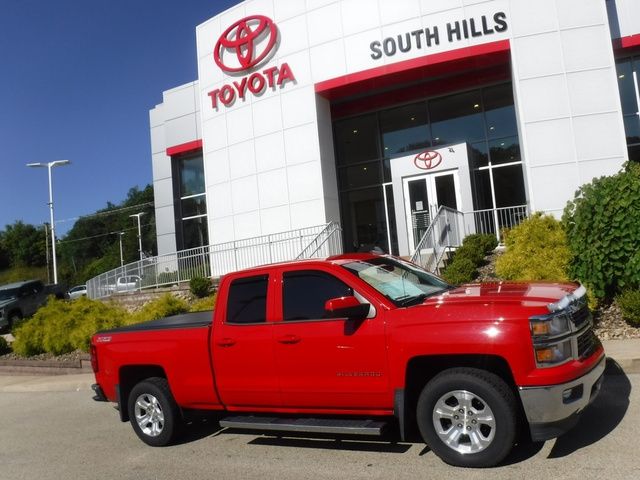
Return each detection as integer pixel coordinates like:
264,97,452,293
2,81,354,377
0,338,638,393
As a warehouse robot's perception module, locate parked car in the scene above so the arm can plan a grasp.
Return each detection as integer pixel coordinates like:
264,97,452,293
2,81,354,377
90,253,604,468
0,280,67,331
68,285,87,299
107,275,141,294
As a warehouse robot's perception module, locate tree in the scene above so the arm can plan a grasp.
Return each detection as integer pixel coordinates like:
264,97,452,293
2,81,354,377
0,221,46,267
57,184,156,285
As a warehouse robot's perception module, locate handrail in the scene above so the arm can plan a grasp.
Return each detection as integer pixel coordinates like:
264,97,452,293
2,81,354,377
295,222,337,259
410,206,465,273
297,222,343,260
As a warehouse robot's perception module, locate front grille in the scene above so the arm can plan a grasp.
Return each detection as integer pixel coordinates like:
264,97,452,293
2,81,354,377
571,305,591,329
577,329,600,359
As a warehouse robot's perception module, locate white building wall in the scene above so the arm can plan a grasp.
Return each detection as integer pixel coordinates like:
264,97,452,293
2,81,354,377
511,0,627,216
194,0,630,247
115,0,640,261
149,81,201,255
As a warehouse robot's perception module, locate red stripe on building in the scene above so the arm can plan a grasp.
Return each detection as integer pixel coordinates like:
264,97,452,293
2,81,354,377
315,39,511,102
166,139,203,157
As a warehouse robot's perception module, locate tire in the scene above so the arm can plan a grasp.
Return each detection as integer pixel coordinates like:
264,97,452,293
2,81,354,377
127,377,181,447
416,368,517,468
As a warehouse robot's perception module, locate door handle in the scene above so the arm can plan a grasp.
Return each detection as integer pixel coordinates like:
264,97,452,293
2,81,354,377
217,337,236,347
277,334,301,344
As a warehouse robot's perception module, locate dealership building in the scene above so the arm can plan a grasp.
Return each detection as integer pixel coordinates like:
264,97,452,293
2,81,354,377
149,0,640,261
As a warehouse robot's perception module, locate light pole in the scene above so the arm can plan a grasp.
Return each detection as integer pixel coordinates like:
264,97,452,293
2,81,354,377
118,232,125,267
26,160,70,284
129,212,145,261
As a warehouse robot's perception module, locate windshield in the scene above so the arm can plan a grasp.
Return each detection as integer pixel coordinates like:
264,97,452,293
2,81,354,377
342,257,451,307
0,288,18,301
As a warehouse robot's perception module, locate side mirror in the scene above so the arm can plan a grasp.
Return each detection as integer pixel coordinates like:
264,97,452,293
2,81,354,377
324,296,370,319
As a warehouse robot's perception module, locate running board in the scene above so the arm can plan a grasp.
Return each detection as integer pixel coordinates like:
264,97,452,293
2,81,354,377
219,416,387,436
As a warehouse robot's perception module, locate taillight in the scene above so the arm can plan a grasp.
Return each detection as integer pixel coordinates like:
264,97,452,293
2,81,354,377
90,343,98,373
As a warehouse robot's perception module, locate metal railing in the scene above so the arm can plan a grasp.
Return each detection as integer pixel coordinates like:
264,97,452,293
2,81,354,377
296,222,342,260
87,223,343,299
464,205,529,242
410,206,465,274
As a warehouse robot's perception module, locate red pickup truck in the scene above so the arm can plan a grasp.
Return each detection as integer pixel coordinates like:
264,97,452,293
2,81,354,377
90,253,605,468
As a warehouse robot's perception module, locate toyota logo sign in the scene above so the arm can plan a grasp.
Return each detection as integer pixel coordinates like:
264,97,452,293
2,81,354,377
414,150,442,170
214,15,278,73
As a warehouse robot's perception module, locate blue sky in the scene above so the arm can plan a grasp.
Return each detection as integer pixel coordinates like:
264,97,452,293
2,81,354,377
0,0,236,235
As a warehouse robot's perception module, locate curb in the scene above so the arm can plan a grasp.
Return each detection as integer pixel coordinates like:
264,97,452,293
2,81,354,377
0,358,93,376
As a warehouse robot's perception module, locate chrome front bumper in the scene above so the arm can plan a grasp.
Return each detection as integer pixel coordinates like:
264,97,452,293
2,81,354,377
518,355,606,441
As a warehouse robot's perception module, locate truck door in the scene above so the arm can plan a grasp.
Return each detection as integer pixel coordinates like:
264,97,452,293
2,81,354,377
211,273,279,407
273,268,390,410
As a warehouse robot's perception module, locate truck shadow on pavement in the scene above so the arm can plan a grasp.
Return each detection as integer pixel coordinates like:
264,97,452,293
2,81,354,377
546,358,631,458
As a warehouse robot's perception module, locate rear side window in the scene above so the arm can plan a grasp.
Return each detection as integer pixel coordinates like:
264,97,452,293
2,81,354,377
283,271,352,321
226,275,269,324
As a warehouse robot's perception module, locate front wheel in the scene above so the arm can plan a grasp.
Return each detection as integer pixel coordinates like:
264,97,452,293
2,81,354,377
127,377,181,446
416,368,517,468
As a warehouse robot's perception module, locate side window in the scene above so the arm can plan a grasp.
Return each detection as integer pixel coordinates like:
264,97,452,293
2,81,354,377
226,275,268,324
283,271,353,321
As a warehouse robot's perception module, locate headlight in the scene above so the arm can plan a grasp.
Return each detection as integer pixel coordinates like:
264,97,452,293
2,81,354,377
530,312,572,339
535,339,572,366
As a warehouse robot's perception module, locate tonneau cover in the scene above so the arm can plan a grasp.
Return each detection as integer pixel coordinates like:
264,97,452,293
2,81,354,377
99,310,213,334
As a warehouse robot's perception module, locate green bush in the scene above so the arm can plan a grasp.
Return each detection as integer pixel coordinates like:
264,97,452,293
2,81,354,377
463,233,498,256
441,257,477,285
496,213,571,282
440,233,497,285
12,297,127,356
190,276,212,298
189,293,217,312
563,163,640,299
617,290,640,327
0,336,10,355
127,294,189,325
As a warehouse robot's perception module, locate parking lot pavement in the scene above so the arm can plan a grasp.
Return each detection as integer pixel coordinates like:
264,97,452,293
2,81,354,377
0,362,638,480
0,372,93,392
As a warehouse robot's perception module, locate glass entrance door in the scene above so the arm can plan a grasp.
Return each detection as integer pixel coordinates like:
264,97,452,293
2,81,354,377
403,170,461,253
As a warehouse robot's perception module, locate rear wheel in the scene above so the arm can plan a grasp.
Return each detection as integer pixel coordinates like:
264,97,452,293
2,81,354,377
128,377,181,446
416,368,517,468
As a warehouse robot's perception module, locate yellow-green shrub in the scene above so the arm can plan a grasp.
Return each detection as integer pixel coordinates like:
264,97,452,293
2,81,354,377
126,294,189,325
189,293,217,312
496,213,571,282
12,297,127,356
617,289,640,327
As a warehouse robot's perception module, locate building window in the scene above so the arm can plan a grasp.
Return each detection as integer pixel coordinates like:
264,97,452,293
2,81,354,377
333,82,525,253
616,57,640,162
172,153,208,250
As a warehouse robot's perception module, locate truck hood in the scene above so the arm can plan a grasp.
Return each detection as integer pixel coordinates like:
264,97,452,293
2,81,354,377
424,281,579,310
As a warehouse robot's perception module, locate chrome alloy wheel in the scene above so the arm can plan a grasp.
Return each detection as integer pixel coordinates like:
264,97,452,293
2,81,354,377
134,393,165,437
432,389,496,454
